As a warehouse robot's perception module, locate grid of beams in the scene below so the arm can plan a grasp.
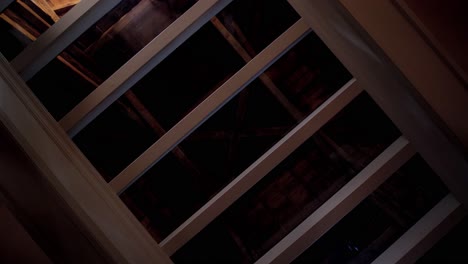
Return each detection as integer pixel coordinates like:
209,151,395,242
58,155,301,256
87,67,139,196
160,79,361,255
60,0,235,137
110,19,311,193
0,0,466,263
256,136,414,264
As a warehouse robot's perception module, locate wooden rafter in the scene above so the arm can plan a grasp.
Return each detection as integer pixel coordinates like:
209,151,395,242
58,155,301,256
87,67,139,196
31,0,60,22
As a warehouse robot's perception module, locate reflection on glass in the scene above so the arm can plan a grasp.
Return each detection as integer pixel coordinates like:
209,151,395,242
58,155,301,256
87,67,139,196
293,155,448,264
172,93,401,263
121,29,352,242
0,0,80,59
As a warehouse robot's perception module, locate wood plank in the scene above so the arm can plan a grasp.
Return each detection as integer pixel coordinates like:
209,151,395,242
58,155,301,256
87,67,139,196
11,0,121,81
30,0,61,22
60,0,235,137
0,53,172,263
109,19,311,194
287,0,468,208
160,78,362,256
256,136,415,264
371,194,466,264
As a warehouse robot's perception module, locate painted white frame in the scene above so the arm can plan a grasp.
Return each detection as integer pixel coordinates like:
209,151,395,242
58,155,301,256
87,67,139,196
256,136,414,264
1,0,467,262
12,0,121,81
287,0,468,208
160,79,361,255
372,194,466,264
60,0,234,137
0,54,172,263
339,0,468,151
109,19,311,193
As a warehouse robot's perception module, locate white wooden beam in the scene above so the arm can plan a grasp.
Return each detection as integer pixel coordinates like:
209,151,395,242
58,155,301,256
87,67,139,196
60,0,235,137
0,0,14,13
11,0,121,81
340,0,468,152
288,0,468,207
256,136,415,264
372,194,466,264
109,19,311,194
0,54,172,263
160,78,362,256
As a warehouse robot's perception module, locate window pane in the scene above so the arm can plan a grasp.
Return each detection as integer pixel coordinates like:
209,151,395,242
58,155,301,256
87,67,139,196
121,31,352,242
28,0,197,119
172,93,401,263
293,155,448,264
74,0,312,183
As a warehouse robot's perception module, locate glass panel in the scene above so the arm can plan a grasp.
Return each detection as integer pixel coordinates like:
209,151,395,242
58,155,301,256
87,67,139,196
28,0,198,118
73,18,247,181
171,93,401,263
417,216,468,263
121,31,352,242
293,155,448,264
26,0,301,121
0,0,80,59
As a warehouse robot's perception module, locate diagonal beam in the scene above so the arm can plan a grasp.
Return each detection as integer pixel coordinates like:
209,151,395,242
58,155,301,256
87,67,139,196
60,0,235,137
108,19,311,194
159,78,362,256
256,136,415,264
30,0,61,22
371,194,466,264
11,0,121,81
287,0,468,208
5,0,204,180
210,16,303,120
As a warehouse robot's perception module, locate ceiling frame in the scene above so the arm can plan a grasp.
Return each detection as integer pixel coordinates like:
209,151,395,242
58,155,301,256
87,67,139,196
109,19,311,194
59,0,234,137
0,0,467,262
160,78,361,255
